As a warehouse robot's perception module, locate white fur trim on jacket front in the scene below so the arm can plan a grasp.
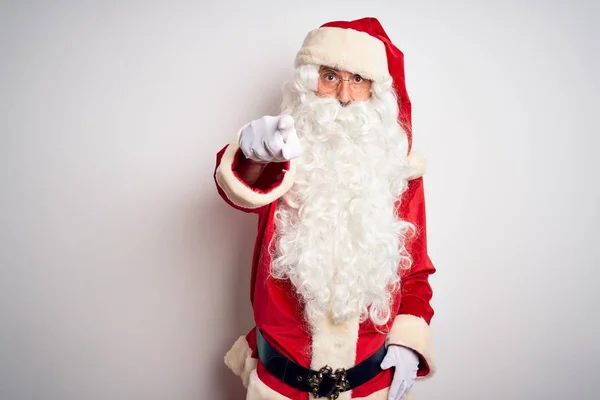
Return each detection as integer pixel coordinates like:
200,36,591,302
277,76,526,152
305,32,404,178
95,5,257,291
215,128,297,210
309,315,360,400
224,335,258,388
386,314,435,377
295,27,391,83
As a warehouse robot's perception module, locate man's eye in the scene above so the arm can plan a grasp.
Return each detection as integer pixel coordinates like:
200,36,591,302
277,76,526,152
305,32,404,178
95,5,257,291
326,74,336,81
353,75,364,83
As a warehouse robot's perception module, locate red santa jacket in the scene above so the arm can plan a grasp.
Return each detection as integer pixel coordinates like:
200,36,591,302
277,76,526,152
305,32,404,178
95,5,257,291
214,132,436,400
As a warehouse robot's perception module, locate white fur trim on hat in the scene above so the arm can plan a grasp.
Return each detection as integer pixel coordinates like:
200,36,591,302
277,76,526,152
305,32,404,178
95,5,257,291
295,27,391,82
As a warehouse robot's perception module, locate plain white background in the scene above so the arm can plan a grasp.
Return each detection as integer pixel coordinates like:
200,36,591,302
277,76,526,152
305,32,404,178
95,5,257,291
1,1,599,399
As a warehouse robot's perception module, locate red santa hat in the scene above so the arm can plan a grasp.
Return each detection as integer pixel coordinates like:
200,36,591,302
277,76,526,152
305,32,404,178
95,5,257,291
294,17,415,151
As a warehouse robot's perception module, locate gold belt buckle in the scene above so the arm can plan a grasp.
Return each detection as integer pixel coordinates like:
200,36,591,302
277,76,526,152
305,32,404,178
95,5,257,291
307,365,350,400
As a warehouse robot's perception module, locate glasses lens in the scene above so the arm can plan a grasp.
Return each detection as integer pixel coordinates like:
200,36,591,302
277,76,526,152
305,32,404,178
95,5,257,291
351,80,371,93
319,73,339,91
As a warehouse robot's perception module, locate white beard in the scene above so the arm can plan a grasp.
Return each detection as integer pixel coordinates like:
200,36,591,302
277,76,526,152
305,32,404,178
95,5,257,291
269,80,414,328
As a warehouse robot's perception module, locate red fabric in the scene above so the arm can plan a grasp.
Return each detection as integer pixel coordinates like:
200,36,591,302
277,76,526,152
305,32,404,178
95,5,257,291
353,327,394,397
396,176,436,378
245,327,258,358
320,17,414,152
397,177,436,326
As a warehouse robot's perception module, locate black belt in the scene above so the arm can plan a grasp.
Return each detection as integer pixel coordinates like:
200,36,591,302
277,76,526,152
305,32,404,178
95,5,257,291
256,328,386,400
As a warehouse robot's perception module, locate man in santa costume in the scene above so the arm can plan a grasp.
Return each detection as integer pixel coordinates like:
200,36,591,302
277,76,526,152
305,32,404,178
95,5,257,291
213,17,436,400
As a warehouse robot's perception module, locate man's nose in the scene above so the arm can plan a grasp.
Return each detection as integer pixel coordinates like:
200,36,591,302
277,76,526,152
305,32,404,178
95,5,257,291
336,81,352,104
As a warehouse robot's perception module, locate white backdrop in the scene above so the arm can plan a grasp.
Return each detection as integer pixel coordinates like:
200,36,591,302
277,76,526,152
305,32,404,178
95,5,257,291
1,1,599,399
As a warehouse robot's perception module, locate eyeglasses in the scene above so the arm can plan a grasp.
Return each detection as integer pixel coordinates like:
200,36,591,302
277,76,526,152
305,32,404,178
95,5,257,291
318,69,372,94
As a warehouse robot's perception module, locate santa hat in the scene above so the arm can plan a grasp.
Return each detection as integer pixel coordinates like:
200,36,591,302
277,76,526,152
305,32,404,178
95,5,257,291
295,17,414,152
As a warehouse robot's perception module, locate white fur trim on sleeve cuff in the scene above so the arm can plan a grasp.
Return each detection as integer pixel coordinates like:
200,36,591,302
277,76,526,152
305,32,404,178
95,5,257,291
224,335,258,388
386,314,435,377
406,151,427,180
215,128,296,210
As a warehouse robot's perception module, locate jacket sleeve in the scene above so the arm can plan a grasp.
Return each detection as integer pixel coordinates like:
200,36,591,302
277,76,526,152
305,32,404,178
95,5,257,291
214,126,297,213
387,175,436,378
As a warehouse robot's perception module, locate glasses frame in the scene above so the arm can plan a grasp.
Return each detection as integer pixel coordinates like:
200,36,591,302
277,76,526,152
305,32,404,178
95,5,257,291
317,67,372,94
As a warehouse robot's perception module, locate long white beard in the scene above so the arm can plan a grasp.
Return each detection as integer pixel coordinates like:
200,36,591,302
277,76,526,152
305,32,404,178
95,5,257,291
269,79,415,328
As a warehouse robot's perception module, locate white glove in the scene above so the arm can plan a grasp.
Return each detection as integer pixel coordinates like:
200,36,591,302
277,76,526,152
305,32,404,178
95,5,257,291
239,114,302,163
380,345,420,400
